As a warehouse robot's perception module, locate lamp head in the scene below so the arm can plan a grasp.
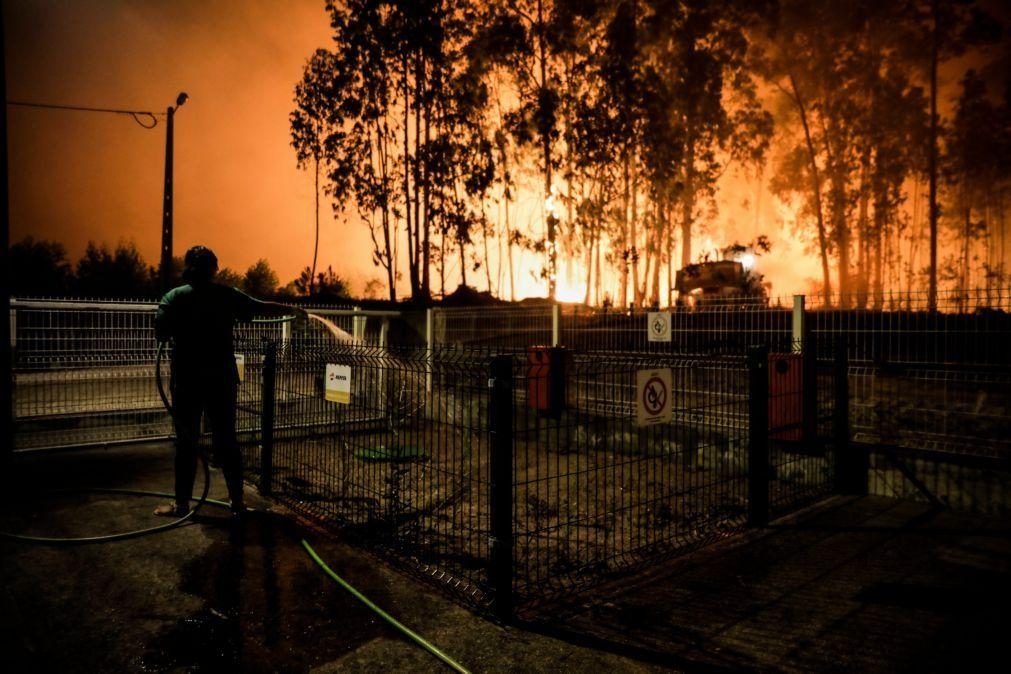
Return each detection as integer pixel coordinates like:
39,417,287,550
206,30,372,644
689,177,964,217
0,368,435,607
175,92,189,108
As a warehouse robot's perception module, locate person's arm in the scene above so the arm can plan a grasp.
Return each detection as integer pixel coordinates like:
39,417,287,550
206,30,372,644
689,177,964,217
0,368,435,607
255,300,308,320
154,291,175,342
230,287,307,322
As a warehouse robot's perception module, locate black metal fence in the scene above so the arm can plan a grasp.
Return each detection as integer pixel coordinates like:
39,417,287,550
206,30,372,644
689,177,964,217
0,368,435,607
432,291,1011,471
249,340,847,619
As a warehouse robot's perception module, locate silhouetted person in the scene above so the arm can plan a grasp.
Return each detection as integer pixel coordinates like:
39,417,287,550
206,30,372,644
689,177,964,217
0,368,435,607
154,245,305,518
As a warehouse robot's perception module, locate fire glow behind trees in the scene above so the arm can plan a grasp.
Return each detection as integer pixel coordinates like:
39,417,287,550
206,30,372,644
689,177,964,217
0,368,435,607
290,0,1009,306
6,1,1008,305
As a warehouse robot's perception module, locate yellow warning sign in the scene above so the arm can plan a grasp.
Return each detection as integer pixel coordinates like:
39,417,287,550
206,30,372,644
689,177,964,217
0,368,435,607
325,363,352,404
234,353,245,383
636,368,673,426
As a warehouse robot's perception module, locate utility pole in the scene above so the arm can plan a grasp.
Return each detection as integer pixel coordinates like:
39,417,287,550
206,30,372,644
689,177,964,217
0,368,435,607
1,4,13,463
160,92,188,291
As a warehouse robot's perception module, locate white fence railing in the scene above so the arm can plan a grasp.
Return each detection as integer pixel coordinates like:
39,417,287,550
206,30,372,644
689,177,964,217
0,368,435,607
10,298,399,451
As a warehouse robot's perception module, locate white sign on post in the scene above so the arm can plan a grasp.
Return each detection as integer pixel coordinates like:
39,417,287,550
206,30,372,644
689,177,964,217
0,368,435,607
234,354,245,383
636,368,673,426
325,363,352,404
647,311,671,343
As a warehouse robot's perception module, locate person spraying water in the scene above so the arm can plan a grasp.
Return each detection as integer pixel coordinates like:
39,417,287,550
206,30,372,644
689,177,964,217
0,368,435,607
154,245,310,520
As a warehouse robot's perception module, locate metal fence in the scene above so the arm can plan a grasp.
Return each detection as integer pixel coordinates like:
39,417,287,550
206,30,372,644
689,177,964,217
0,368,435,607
429,289,1011,468
9,298,395,451
250,340,846,618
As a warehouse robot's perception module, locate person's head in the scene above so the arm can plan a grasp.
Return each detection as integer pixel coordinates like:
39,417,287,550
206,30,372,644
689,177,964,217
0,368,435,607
182,245,218,285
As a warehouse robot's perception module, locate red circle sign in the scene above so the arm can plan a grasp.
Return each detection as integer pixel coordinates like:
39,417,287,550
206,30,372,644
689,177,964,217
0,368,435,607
642,375,667,415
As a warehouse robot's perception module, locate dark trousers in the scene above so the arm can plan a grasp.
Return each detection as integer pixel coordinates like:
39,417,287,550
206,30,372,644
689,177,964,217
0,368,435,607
172,375,244,509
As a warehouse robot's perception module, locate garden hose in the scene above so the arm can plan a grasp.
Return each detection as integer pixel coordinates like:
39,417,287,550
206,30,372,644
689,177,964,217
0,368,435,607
302,539,470,674
0,341,215,544
0,313,297,545
3,313,468,672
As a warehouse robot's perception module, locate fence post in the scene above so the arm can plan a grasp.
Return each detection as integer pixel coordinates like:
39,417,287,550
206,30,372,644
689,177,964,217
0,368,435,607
352,306,366,342
425,308,434,395
489,355,514,622
260,341,277,496
833,339,863,494
551,302,561,347
748,345,770,527
791,294,805,353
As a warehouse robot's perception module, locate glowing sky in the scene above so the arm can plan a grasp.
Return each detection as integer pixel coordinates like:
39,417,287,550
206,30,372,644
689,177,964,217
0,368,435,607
5,1,1008,302
5,0,378,292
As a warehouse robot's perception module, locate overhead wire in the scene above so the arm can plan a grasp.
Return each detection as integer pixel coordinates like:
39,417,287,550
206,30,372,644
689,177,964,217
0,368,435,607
6,100,162,128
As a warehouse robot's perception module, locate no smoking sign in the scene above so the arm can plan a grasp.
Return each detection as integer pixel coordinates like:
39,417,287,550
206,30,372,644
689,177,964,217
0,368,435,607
636,368,673,426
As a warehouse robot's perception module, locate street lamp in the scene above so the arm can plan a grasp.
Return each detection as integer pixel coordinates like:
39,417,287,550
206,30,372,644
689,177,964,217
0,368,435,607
159,92,188,291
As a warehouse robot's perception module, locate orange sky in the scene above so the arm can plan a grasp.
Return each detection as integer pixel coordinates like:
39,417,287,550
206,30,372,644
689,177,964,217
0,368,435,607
5,0,380,292
5,1,1007,302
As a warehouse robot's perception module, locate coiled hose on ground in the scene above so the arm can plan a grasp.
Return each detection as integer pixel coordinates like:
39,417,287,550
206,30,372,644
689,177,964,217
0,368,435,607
1,314,470,672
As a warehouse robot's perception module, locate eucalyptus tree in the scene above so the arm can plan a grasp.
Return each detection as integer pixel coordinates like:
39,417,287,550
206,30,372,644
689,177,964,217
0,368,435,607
945,70,1005,300
293,0,500,301
644,0,772,284
482,0,569,299
291,48,337,296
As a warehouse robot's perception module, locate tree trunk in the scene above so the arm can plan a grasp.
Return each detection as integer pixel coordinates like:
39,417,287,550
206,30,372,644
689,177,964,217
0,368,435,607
963,203,972,300
649,201,662,306
537,0,555,300
618,147,630,307
666,201,674,306
482,212,492,294
311,153,319,297
788,73,832,305
927,0,939,311
631,149,641,307
414,53,424,298
680,134,695,269
872,207,885,309
856,150,870,308
403,52,417,298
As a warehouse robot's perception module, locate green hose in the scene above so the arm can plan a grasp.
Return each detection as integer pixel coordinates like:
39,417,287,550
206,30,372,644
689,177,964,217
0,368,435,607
0,456,221,544
301,539,470,674
6,311,469,673
1,313,296,544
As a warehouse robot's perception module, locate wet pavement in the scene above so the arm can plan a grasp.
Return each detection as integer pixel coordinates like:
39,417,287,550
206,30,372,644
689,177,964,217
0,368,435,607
0,443,662,673
2,443,1009,673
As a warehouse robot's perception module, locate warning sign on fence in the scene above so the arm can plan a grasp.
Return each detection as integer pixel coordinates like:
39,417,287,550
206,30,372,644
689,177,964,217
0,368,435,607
234,354,245,383
636,368,672,426
325,364,352,404
647,311,671,342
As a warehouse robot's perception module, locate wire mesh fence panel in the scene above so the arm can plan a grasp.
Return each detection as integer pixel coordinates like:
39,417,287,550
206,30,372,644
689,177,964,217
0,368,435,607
560,302,793,354
807,288,1011,367
509,351,754,608
11,300,170,450
248,341,843,616
807,289,1011,465
10,298,370,451
249,344,497,608
432,306,554,348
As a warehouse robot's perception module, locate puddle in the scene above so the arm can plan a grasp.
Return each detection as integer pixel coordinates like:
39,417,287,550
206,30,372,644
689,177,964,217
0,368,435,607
143,513,389,672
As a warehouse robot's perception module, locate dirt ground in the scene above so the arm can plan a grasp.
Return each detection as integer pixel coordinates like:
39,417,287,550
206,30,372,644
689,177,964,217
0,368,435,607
2,442,1009,673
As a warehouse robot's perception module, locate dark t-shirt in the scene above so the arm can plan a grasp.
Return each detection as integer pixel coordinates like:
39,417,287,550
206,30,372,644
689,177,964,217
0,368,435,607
156,283,262,384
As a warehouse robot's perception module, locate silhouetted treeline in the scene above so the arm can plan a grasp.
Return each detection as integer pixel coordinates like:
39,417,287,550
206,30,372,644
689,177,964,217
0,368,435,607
8,237,352,301
292,0,1009,308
